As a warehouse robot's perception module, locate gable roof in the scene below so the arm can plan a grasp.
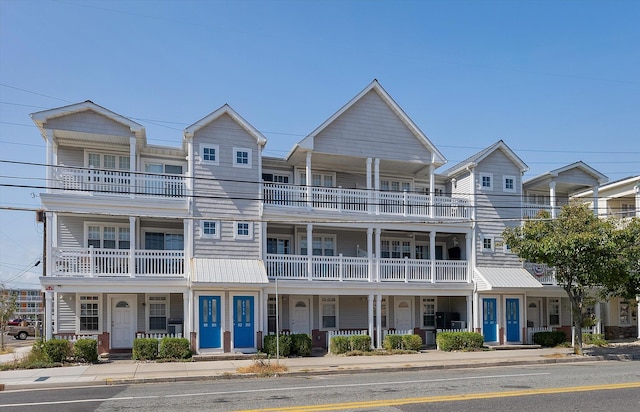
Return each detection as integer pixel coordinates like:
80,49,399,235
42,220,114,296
287,79,446,166
183,104,267,146
31,100,145,137
442,140,528,177
524,161,609,187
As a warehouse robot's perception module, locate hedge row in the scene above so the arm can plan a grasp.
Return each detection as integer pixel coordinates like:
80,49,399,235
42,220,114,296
436,332,484,351
532,331,567,347
330,335,373,354
263,334,312,357
132,337,192,360
35,338,99,363
382,334,423,351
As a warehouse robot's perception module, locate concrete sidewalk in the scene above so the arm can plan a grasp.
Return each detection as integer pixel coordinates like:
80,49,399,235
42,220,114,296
4,346,635,391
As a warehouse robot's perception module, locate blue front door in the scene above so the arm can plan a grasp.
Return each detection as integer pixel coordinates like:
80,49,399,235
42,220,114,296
199,296,221,349
506,298,520,342
483,298,498,342
233,296,254,349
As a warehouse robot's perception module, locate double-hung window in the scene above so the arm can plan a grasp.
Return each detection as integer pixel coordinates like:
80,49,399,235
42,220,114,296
422,297,436,328
87,224,130,249
148,295,168,331
321,296,337,329
79,295,100,332
549,298,561,326
300,236,335,256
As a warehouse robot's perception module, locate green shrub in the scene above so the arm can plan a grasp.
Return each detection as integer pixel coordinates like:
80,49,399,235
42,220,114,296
263,334,292,357
43,339,72,363
330,336,350,354
532,331,567,347
73,338,99,363
582,333,607,347
158,337,191,359
350,335,372,352
132,337,159,360
383,334,404,351
436,332,484,352
290,334,312,357
402,334,423,351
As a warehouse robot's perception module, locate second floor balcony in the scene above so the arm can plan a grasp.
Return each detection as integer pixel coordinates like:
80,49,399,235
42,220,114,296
266,254,469,283
263,183,471,219
52,167,185,198
51,247,185,278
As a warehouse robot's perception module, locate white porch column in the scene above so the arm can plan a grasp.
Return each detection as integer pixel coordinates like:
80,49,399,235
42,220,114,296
465,232,472,283
595,302,602,335
592,185,599,216
45,291,53,340
45,130,54,194
635,184,640,218
466,294,473,331
306,223,313,281
368,294,374,349
183,291,190,339
129,137,136,197
367,227,373,282
472,290,479,334
305,151,312,209
637,296,640,339
376,294,382,349
374,159,380,215
375,227,381,282
45,212,53,278
430,231,436,283
366,158,373,215
129,216,136,278
429,164,435,218
549,181,557,218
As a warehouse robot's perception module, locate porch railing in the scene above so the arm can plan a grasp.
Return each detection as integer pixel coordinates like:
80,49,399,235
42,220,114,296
263,183,471,219
326,329,369,353
522,202,553,219
52,247,185,277
526,326,552,344
523,262,557,285
53,166,185,198
136,332,183,339
266,254,469,283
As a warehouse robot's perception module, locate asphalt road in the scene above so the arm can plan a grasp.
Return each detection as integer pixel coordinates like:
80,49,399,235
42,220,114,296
1,361,639,411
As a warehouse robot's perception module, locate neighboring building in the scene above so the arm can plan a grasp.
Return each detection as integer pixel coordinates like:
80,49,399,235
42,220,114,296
1,288,44,320
30,81,638,354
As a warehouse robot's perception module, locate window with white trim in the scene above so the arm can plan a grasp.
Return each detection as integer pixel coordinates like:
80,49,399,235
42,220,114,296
619,300,630,325
503,175,516,193
480,173,493,191
79,295,100,332
298,171,335,187
381,179,411,192
201,145,219,165
267,237,291,254
481,235,494,252
233,148,252,168
200,221,220,239
549,298,561,326
300,235,335,256
234,222,253,239
86,224,130,249
381,239,412,258
320,296,337,329
148,295,168,331
421,297,436,328
87,152,130,171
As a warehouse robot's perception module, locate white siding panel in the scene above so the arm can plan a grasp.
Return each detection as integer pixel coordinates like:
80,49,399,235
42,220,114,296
47,111,133,137
339,296,368,329
56,293,76,333
57,146,85,167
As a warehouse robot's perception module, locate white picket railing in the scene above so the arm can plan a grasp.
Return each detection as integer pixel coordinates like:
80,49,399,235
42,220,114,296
136,333,183,339
55,334,98,343
382,329,413,338
527,326,552,344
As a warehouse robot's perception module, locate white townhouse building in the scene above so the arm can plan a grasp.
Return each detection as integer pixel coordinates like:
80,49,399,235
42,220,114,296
31,81,638,355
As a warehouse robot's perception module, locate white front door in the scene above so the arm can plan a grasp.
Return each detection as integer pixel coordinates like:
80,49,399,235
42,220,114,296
527,300,541,327
290,297,311,335
111,296,136,349
395,297,413,330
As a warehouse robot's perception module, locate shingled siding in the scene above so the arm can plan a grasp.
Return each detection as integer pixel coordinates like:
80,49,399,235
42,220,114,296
474,150,523,267
192,113,261,259
314,90,433,163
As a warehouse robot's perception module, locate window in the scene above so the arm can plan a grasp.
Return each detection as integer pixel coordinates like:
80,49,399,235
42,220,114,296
300,235,335,256
262,173,290,183
86,224,130,249
549,298,560,326
201,145,219,165
381,179,411,192
148,295,168,331
480,173,493,191
421,297,436,328
482,235,494,252
619,301,630,325
321,296,337,329
145,231,184,250
267,238,291,254
503,176,516,193
233,148,252,168
87,152,130,171
79,295,99,332
381,240,412,258
234,222,253,239
620,204,634,218
200,221,220,239
298,171,335,187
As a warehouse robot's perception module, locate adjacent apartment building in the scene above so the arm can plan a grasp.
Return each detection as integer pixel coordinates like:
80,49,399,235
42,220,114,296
31,80,639,354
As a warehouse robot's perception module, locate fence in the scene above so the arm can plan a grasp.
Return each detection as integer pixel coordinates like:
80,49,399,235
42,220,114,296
526,326,552,344
326,329,369,353
135,333,183,339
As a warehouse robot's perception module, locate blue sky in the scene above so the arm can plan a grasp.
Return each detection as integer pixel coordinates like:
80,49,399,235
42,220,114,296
1,0,638,289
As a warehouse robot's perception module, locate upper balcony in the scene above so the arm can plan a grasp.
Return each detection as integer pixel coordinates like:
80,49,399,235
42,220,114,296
263,183,471,220
51,246,185,278
51,166,185,198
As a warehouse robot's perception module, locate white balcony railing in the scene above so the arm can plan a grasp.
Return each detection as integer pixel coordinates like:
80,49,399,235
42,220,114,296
266,254,468,283
53,167,185,198
263,183,471,219
521,202,553,218
52,247,185,278
523,262,557,285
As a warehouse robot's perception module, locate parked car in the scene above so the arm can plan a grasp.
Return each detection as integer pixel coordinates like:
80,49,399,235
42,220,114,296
5,320,39,340
6,318,24,326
